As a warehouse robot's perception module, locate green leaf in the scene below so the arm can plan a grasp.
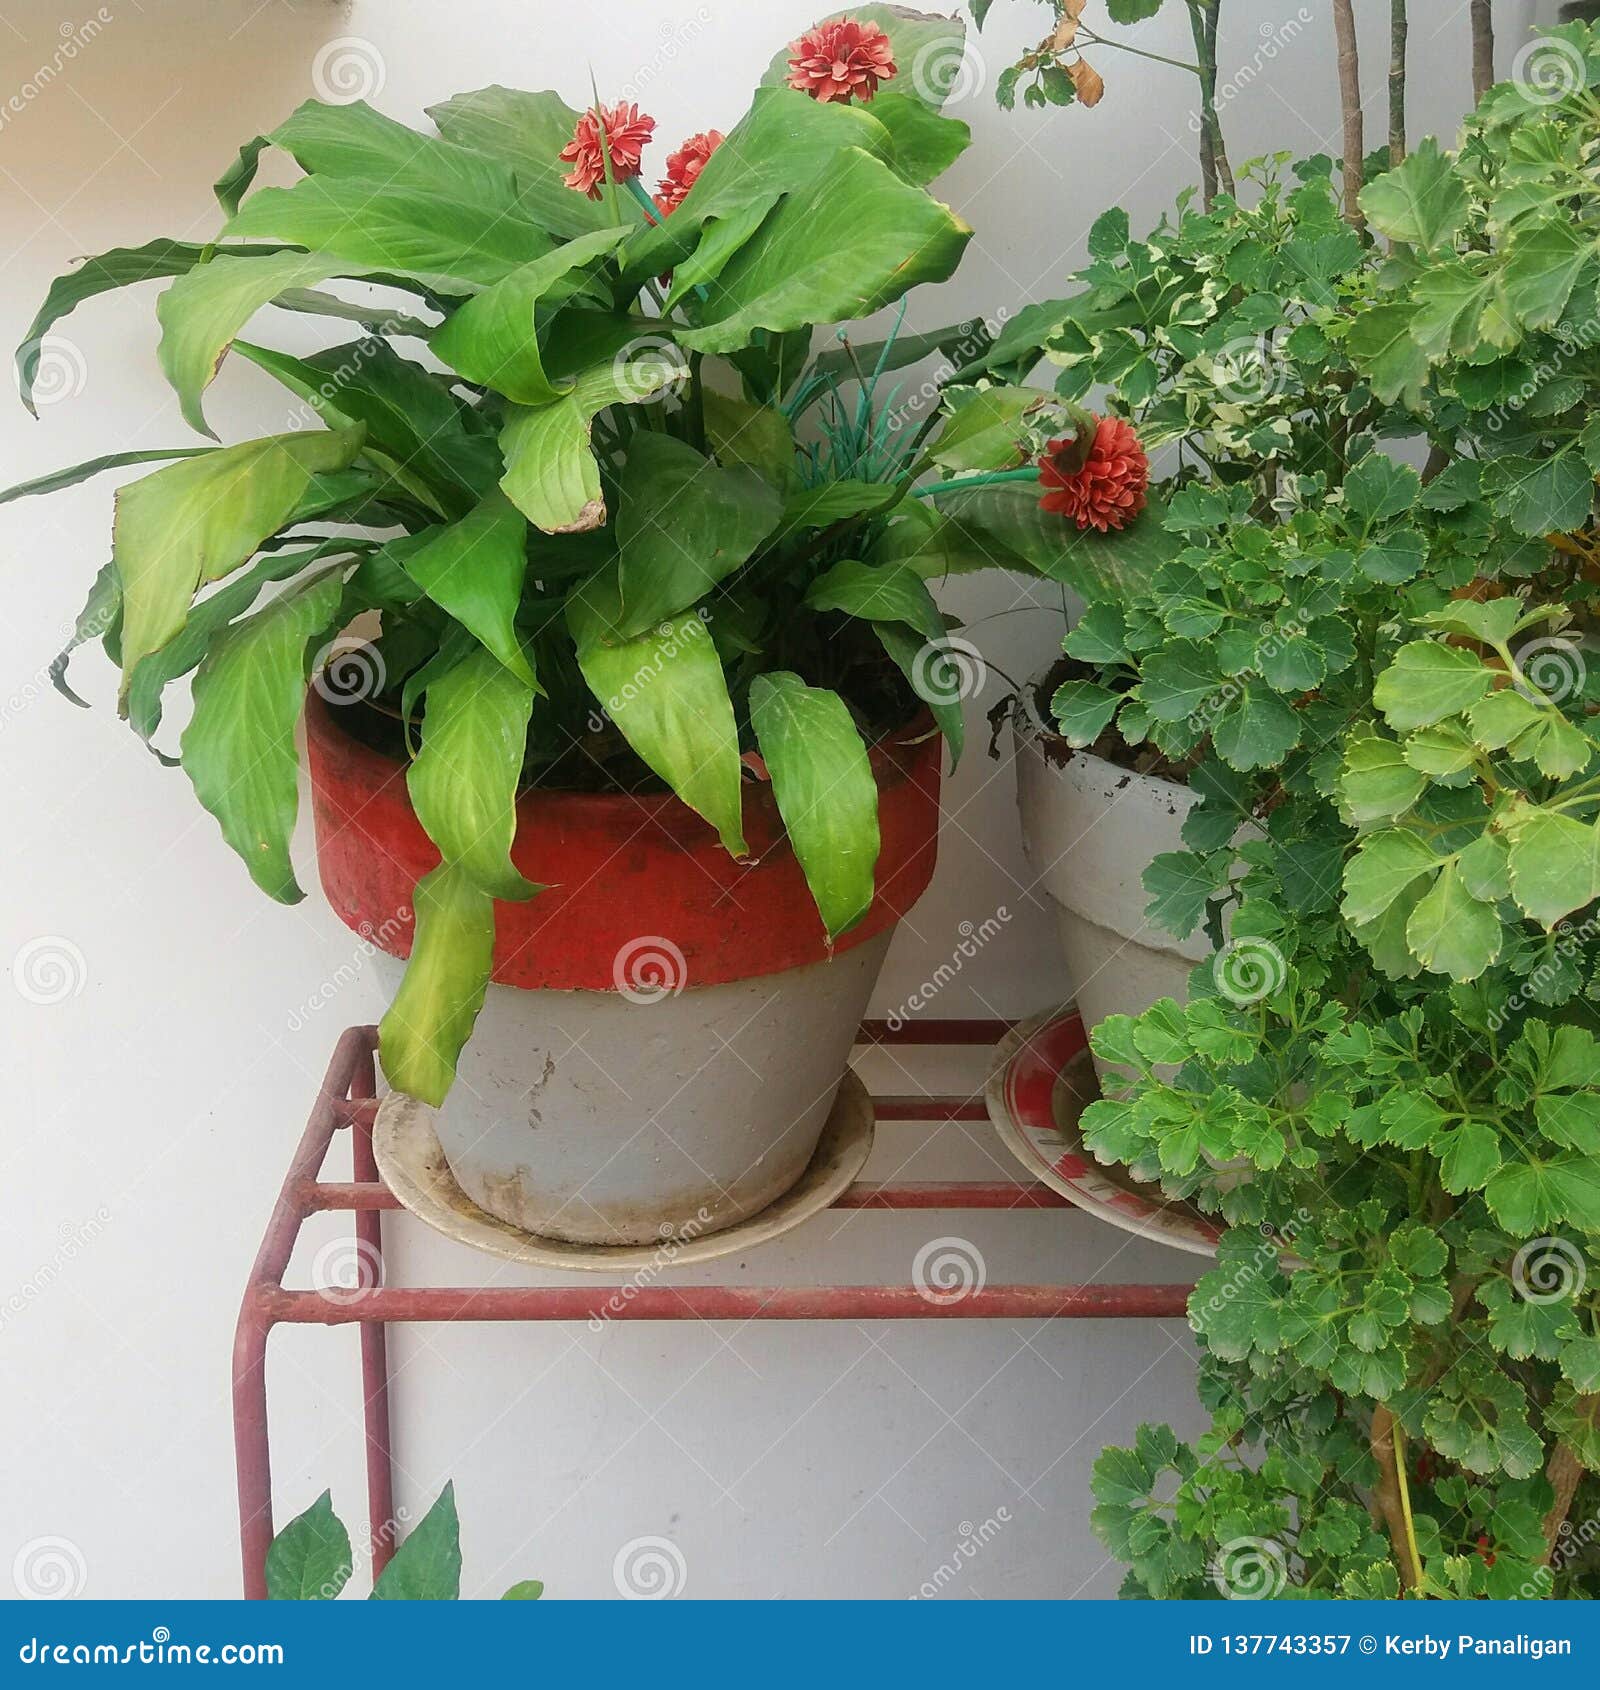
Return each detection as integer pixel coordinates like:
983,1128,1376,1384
1438,1120,1502,1194
1347,302,1431,406
1137,640,1223,722
370,1484,462,1601
16,240,210,415
112,427,366,695
749,672,880,939
51,563,122,709
874,620,964,769
0,447,212,508
867,91,970,185
616,434,782,637
805,558,944,642
1051,680,1120,748
501,1581,545,1601
675,147,970,357
429,226,632,404
1342,830,1440,926
1342,733,1427,823
568,574,746,857
498,348,687,533
1502,220,1594,330
1491,454,1594,538
379,865,496,1107
157,251,341,435
392,494,536,688
1405,862,1501,981
775,479,904,539
1373,641,1493,730
702,390,797,487
1506,809,1600,927
1486,1154,1600,1235
1344,456,1420,526
1143,850,1230,941
1210,684,1300,772
929,386,1040,472
408,649,540,903
761,7,968,110
266,1492,352,1601
179,569,346,903
1357,139,1467,250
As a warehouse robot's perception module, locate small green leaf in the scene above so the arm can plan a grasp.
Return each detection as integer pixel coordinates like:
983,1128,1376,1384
371,1484,462,1601
1356,139,1467,250
1373,642,1493,730
501,1580,545,1600
1051,680,1120,747
1342,831,1440,926
806,559,945,643
266,1492,352,1601
1405,863,1502,981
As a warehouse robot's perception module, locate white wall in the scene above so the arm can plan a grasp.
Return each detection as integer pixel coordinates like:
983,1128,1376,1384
0,0,1546,1600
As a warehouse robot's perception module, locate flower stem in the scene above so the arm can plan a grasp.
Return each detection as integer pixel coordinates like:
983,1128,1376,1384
911,468,1042,499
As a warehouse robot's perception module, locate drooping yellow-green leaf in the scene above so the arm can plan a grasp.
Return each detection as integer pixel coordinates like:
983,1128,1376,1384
407,648,540,904
179,568,346,903
568,570,746,857
379,866,496,1107
749,671,880,939
113,426,365,702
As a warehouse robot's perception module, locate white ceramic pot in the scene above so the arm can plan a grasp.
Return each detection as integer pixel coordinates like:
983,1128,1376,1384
1013,670,1209,1078
371,937,891,1245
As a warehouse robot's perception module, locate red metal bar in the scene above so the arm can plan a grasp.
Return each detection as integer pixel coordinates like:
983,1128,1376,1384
233,1024,377,1600
348,1046,396,1588
857,1018,1012,1045
874,1095,989,1121
263,1282,1192,1324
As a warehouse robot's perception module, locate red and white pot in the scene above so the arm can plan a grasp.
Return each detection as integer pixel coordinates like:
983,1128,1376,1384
304,693,940,1245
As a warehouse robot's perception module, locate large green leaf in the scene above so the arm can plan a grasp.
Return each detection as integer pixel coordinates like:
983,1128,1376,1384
427,87,647,240
498,349,687,533
926,482,1180,595
232,337,495,509
157,251,342,435
867,91,970,185
1506,809,1600,928
179,569,346,902
0,447,211,507
390,493,536,687
615,433,782,637
15,240,211,414
430,226,632,404
749,672,880,938
805,557,944,641
379,867,496,1107
224,177,549,287
568,572,746,856
1356,139,1468,250
675,146,970,357
370,1484,462,1600
112,426,366,698
760,6,968,111
408,648,540,902
265,1492,352,1601
874,619,964,768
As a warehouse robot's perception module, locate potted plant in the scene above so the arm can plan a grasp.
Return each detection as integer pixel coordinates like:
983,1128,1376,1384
7,7,998,1245
1062,11,1600,1598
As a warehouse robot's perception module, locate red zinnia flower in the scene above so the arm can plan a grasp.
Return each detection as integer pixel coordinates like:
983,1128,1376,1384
1038,416,1150,533
560,101,656,200
655,129,725,216
786,17,898,103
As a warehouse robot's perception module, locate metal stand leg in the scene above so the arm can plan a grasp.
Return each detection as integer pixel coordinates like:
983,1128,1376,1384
233,1299,274,1600
350,1047,397,1585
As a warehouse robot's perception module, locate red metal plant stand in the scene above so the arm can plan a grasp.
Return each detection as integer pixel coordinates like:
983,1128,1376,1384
232,1021,1196,1599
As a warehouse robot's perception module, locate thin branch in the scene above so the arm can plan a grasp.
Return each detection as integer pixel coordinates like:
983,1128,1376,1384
1333,0,1366,235
1471,0,1495,104
1389,0,1408,166
1203,2,1235,198
1185,3,1218,207
1369,1405,1420,1592
1542,1441,1585,1567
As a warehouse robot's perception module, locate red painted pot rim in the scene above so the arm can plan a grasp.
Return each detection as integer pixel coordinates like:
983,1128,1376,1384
305,687,943,992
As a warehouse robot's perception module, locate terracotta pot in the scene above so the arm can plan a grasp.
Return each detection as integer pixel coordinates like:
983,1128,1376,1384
303,691,941,1243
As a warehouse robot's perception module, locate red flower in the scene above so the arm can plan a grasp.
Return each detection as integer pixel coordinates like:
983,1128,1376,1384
560,101,656,200
1038,416,1150,533
655,129,725,216
786,17,898,103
